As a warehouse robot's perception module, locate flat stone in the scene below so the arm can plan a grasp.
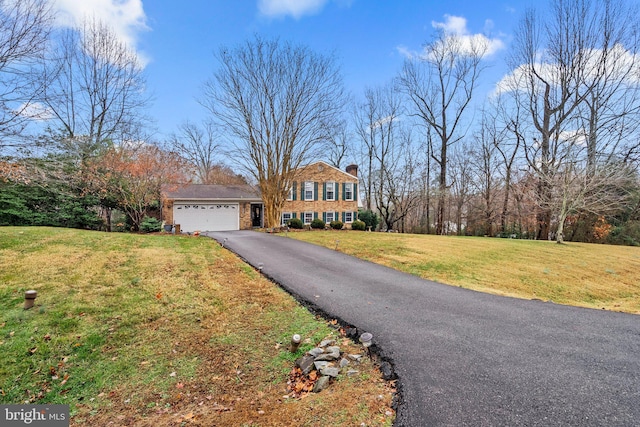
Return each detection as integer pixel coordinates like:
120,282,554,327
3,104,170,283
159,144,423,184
339,358,350,368
313,361,330,371
307,347,324,357
320,366,340,378
312,375,331,393
314,352,339,361
347,354,363,363
325,346,341,355
295,355,315,375
319,339,335,348
347,369,360,377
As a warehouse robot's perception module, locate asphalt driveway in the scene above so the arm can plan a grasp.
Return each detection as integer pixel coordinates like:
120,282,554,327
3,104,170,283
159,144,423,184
206,230,640,426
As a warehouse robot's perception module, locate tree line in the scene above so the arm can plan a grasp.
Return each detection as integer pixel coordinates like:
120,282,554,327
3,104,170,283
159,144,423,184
1,0,639,244
351,0,640,244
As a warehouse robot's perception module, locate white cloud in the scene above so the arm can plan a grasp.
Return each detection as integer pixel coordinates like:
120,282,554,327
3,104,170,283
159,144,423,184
432,15,505,57
432,15,467,35
52,0,150,65
398,15,505,60
16,102,55,121
494,44,640,96
258,0,329,19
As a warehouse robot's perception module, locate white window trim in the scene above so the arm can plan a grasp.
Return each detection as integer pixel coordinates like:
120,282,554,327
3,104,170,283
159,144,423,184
325,181,335,201
303,211,314,225
286,187,294,201
344,182,354,201
304,181,314,201
325,211,335,223
344,211,354,223
282,212,292,225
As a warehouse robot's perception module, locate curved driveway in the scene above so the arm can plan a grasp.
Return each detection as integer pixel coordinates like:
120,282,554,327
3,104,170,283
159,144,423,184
207,230,640,426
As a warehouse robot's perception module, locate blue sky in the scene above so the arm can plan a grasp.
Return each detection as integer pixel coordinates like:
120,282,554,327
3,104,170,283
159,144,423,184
51,0,531,140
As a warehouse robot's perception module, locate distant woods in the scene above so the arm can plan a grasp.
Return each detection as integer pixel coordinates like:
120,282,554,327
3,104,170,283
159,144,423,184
1,0,640,243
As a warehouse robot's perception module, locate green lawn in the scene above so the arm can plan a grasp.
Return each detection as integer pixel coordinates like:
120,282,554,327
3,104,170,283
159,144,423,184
0,227,394,426
285,230,640,314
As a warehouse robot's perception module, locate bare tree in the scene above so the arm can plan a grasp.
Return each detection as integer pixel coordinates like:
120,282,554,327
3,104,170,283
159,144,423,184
399,29,488,234
41,18,148,162
0,0,52,150
168,120,220,184
325,120,351,169
354,83,406,230
468,111,504,236
505,0,635,239
201,36,346,228
537,139,635,243
353,88,378,211
449,143,474,235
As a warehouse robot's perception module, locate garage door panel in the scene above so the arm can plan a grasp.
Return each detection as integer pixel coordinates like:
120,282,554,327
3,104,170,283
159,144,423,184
173,203,239,232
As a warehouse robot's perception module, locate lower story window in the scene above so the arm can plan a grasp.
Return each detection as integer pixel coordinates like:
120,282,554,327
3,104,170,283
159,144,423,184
304,212,314,225
344,211,354,223
282,212,292,226
325,211,335,223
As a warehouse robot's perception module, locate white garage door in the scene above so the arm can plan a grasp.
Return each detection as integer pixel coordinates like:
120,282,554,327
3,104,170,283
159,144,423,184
173,203,239,232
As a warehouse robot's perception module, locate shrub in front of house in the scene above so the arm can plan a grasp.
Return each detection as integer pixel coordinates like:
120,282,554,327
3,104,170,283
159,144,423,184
351,220,366,231
330,220,343,230
287,218,303,229
310,218,325,229
357,209,379,231
141,216,162,233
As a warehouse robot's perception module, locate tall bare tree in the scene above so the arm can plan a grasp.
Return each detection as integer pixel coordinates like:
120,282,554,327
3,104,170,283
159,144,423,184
354,83,403,226
168,120,220,184
201,36,346,228
399,29,488,234
41,18,148,162
505,0,636,239
0,0,51,150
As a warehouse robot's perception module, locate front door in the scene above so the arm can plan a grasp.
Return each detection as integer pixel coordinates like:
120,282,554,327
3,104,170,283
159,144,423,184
251,204,263,227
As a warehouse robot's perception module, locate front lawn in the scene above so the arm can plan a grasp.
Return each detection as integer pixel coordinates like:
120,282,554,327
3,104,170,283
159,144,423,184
285,231,640,314
0,227,395,426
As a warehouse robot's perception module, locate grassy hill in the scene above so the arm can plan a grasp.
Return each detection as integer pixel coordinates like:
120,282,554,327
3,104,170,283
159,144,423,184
286,230,640,314
0,227,395,426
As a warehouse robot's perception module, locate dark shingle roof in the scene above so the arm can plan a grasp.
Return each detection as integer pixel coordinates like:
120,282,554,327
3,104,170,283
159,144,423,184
163,184,261,201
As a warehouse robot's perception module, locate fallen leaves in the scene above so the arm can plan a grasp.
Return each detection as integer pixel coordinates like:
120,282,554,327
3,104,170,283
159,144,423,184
286,367,317,398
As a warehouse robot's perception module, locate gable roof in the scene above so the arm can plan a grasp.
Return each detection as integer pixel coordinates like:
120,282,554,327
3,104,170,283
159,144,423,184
297,161,358,180
163,184,261,201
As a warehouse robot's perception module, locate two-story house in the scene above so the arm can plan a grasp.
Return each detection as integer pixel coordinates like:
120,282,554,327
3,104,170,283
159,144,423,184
160,161,359,232
282,161,360,227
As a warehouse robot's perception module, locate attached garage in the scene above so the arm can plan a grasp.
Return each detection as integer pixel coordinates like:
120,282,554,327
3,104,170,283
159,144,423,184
162,184,263,233
173,203,239,232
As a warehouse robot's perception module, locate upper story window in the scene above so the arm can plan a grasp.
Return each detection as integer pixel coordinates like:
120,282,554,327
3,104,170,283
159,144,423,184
344,182,354,201
287,186,294,201
325,181,335,201
304,181,315,201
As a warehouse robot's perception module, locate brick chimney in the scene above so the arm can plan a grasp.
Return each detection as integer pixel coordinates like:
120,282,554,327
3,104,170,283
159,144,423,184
346,164,358,177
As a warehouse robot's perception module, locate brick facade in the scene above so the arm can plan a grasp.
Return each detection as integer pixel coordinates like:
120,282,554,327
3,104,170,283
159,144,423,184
282,161,359,227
